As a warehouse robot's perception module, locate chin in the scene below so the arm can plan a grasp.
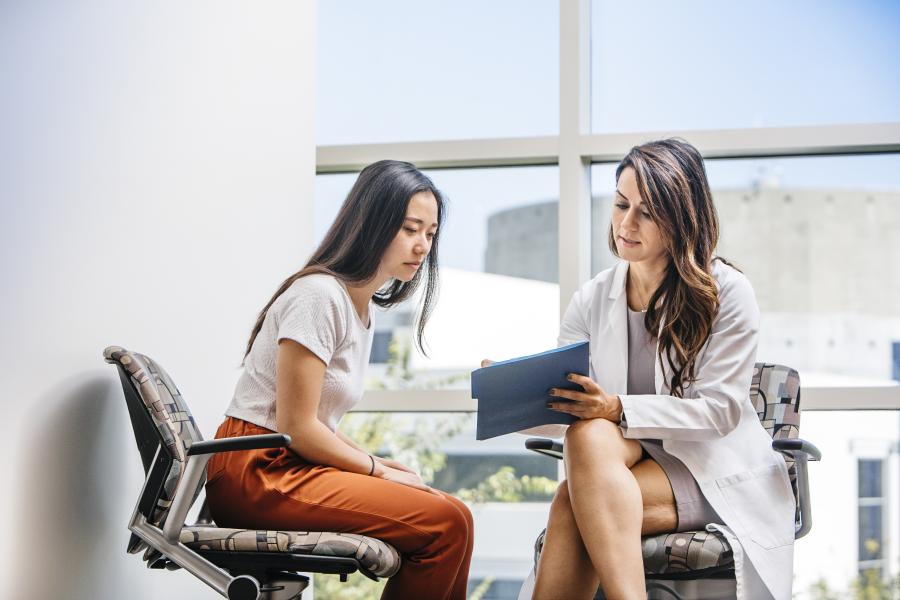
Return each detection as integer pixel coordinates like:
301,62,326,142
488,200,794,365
615,246,640,259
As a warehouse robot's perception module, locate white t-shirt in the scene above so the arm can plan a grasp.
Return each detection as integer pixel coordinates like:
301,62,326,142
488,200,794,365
226,273,374,432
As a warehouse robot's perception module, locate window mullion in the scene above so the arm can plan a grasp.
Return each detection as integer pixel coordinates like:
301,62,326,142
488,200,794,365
559,0,593,321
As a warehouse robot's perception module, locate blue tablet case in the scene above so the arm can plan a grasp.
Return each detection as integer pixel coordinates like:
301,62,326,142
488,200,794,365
471,341,590,440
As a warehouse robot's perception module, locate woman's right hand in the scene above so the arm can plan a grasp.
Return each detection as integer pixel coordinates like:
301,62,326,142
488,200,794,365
480,359,495,368
378,465,442,496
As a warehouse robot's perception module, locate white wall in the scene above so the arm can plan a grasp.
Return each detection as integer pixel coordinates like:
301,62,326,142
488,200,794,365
0,2,316,598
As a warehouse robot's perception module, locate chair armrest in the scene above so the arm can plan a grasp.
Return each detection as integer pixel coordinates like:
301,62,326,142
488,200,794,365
772,437,821,540
187,433,291,456
526,438,564,460
160,434,290,544
772,438,821,461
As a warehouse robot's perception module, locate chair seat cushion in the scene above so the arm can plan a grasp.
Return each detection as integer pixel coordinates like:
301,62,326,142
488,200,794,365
642,530,733,575
180,526,400,578
535,528,733,577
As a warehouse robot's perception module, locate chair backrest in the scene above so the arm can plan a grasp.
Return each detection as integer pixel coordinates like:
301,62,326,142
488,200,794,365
749,362,801,440
748,362,802,523
104,346,204,535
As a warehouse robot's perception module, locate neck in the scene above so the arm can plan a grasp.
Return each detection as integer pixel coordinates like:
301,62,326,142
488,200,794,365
626,258,668,310
345,274,390,322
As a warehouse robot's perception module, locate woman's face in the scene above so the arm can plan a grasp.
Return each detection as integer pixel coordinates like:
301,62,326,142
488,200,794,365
381,191,439,282
611,167,667,265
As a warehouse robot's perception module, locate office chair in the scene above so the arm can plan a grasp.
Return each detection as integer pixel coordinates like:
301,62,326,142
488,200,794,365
525,363,821,600
105,345,400,600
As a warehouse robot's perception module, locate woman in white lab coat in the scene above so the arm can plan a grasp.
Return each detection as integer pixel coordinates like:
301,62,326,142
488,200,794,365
531,139,795,600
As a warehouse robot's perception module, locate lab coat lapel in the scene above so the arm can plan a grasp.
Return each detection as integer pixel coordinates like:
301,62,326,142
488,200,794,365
596,262,629,394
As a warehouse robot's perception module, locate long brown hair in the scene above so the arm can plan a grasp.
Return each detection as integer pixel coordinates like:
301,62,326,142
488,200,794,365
610,139,725,397
244,159,446,360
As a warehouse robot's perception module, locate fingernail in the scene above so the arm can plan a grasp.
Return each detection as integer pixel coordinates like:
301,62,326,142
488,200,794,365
567,374,574,380
548,388,557,395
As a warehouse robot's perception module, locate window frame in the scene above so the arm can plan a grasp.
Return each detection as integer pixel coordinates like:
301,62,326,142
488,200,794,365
317,0,900,413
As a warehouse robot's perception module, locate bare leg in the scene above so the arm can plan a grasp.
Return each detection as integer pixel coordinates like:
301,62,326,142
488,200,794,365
532,421,678,600
565,419,645,600
532,481,601,599
631,459,677,536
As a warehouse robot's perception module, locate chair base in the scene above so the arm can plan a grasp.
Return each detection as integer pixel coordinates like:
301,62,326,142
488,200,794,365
228,572,308,600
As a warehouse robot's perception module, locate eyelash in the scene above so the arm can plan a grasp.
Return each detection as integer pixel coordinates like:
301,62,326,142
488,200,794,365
404,227,436,240
615,203,651,219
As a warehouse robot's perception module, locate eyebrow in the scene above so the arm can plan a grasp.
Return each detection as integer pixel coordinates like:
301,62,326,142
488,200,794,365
615,189,644,207
405,217,438,229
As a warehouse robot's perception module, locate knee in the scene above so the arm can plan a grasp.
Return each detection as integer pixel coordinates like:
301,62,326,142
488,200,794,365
428,498,472,554
550,480,573,512
448,495,474,531
565,418,625,458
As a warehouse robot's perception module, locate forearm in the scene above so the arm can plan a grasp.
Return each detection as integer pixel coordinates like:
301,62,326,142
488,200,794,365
335,428,368,453
619,392,742,441
288,420,381,476
335,426,413,470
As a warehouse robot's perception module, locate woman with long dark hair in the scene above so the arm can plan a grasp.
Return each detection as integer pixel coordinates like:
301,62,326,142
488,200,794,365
528,139,794,599
206,160,473,600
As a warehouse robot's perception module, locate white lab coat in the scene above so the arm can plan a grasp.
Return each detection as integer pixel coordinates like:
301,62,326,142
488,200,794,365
520,260,795,600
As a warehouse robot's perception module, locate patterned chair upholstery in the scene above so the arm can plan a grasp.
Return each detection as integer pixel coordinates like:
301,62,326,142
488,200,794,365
527,362,818,597
106,346,400,600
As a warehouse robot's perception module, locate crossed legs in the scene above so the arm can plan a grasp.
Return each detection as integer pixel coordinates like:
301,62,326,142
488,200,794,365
532,419,677,600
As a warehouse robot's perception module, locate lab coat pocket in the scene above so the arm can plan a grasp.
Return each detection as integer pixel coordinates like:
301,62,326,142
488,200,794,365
716,463,795,550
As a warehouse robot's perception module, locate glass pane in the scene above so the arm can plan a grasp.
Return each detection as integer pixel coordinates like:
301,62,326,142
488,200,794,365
316,166,560,390
317,0,559,145
591,0,900,132
591,154,900,384
858,506,883,561
313,412,557,598
857,459,883,499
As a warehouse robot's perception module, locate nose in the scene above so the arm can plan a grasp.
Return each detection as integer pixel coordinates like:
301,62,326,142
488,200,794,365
414,235,430,256
620,207,639,231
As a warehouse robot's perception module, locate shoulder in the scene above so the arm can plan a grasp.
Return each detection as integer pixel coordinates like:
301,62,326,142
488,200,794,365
712,259,755,301
711,259,759,322
575,262,624,302
276,274,352,318
283,273,345,300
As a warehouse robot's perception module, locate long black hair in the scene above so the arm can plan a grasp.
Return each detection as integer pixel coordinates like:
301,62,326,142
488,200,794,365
244,159,446,359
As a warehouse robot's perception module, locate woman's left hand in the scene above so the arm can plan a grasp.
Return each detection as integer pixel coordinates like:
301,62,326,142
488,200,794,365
376,456,417,474
547,373,623,422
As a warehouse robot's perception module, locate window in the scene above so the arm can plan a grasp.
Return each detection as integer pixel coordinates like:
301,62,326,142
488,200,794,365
317,0,559,145
318,1,900,596
857,458,886,576
591,0,900,133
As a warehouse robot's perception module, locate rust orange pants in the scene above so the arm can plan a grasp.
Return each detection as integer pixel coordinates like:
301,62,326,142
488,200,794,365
205,417,474,600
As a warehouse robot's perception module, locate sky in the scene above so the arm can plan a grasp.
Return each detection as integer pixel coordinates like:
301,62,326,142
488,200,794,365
318,0,900,144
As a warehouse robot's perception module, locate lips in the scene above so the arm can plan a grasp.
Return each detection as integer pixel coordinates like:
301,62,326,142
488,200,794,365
405,262,422,268
618,235,639,245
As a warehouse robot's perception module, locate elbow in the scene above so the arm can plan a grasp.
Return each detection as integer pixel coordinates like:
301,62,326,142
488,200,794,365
276,416,321,448
712,399,742,438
